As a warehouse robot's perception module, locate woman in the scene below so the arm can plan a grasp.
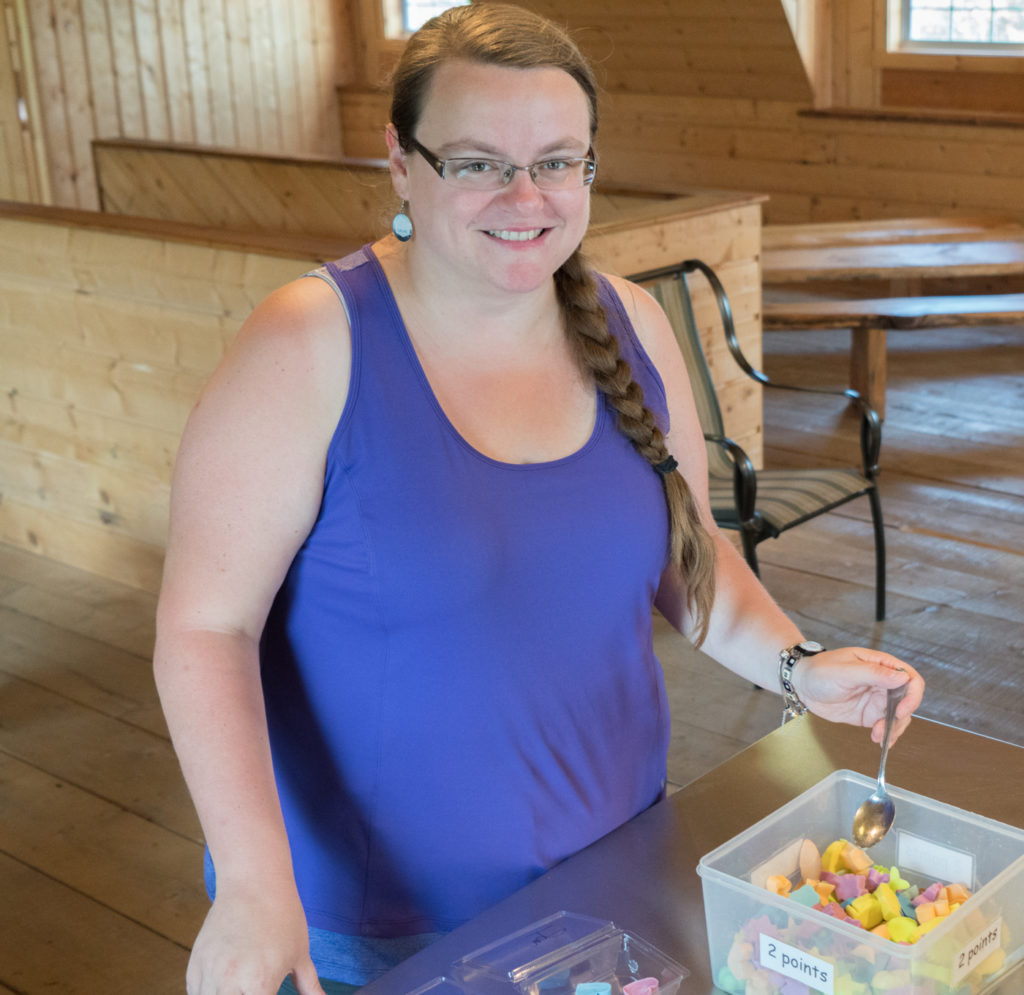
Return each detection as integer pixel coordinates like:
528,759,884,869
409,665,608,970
153,6,924,994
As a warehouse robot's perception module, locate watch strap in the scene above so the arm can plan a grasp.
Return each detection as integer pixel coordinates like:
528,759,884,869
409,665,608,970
778,642,823,724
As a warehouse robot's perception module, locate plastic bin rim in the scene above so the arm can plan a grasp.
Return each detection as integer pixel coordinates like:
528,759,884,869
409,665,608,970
697,768,1024,871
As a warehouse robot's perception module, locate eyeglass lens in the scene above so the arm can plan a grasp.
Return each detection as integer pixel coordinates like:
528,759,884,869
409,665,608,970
444,157,595,190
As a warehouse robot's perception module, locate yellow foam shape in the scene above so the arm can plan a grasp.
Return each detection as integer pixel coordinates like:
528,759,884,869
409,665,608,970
915,961,952,984
887,916,918,943
822,839,848,873
872,969,913,989
978,947,1006,975
848,894,883,930
888,866,910,891
835,976,870,995
874,881,902,921
916,916,946,938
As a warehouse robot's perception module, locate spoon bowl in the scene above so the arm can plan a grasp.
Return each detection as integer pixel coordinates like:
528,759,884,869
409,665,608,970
851,682,908,848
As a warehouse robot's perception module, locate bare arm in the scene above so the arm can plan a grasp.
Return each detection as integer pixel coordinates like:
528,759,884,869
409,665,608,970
154,275,348,994
608,275,924,745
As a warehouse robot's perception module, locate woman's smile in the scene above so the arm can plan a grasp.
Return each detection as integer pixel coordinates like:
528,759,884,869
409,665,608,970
485,227,546,242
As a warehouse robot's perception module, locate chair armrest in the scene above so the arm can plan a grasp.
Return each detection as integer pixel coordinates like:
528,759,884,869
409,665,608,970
705,432,760,527
684,259,881,481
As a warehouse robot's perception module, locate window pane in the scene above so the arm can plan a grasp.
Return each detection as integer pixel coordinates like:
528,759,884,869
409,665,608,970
910,9,952,39
951,8,992,38
993,10,1024,39
904,0,1024,42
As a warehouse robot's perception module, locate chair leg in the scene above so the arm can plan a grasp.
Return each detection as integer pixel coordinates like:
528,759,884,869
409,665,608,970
868,485,886,621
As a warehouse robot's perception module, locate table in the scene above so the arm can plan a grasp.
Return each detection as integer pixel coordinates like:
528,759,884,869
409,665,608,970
360,715,1024,994
762,238,1024,286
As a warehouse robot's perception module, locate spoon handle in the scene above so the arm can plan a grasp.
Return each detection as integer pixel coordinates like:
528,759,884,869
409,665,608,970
877,682,908,790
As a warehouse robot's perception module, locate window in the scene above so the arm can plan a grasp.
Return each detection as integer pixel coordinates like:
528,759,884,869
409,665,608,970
899,0,1024,48
381,0,469,39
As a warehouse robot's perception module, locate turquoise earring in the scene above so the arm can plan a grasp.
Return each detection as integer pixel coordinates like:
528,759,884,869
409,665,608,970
392,202,413,241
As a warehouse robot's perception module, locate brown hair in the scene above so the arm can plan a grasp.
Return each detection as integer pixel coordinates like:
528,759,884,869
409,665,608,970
390,3,716,643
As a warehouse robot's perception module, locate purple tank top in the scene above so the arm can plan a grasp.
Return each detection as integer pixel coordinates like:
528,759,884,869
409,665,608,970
259,245,673,938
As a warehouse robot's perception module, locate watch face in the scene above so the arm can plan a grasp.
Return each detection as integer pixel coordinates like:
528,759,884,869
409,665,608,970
798,640,825,655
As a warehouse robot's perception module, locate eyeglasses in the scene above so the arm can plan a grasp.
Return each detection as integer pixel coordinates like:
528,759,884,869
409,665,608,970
408,138,596,191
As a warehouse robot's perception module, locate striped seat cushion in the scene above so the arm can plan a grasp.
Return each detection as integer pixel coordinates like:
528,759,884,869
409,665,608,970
708,467,874,538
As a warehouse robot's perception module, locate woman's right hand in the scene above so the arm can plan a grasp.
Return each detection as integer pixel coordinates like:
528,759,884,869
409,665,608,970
186,882,326,995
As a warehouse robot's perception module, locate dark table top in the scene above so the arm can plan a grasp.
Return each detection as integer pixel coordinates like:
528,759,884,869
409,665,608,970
359,714,1024,994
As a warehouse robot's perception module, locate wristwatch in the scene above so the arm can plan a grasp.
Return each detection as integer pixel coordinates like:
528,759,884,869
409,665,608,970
778,640,825,723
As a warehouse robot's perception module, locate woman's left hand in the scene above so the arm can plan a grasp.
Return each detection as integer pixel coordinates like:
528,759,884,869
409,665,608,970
797,648,925,746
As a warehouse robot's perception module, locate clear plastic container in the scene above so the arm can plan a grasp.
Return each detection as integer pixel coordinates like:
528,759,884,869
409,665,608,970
448,912,689,995
697,769,1024,994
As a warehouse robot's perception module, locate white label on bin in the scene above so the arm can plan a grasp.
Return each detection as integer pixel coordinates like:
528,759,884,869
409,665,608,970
896,830,975,885
759,934,834,995
952,917,1002,986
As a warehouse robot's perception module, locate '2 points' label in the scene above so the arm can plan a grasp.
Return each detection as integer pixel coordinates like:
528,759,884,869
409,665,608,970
953,918,1002,986
759,934,835,995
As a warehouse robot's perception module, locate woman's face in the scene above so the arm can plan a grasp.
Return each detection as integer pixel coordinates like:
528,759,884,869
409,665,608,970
387,59,594,298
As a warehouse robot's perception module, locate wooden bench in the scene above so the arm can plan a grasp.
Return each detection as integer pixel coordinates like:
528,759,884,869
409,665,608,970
763,293,1024,417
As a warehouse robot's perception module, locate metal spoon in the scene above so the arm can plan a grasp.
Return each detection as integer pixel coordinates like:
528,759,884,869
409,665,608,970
851,682,909,848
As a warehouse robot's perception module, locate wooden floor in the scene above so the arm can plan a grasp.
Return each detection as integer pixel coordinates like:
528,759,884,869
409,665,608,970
1,324,1022,993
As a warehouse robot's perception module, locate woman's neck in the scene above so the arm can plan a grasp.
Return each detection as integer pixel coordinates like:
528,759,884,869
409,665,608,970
373,236,565,359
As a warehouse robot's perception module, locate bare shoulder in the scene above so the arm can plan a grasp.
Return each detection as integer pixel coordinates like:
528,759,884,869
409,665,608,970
599,270,681,372
216,273,349,394
190,273,351,445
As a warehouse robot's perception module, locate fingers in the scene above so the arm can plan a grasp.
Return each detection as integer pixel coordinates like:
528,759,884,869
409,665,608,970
871,711,914,746
293,961,328,995
850,649,926,719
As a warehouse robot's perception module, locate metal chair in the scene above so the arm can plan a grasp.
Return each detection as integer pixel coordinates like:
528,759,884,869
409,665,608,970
630,259,886,620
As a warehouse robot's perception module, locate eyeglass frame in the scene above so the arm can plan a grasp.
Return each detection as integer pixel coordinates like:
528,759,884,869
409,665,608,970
406,137,597,190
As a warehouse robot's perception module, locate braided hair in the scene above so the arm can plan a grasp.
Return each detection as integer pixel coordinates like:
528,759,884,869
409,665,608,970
554,251,716,644
390,3,716,643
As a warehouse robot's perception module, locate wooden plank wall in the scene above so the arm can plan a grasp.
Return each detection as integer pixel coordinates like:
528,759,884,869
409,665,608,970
341,95,1024,226
15,0,352,210
94,139,395,238
0,204,347,591
596,98,1024,224
529,0,813,102
338,1,1024,225
0,0,43,202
